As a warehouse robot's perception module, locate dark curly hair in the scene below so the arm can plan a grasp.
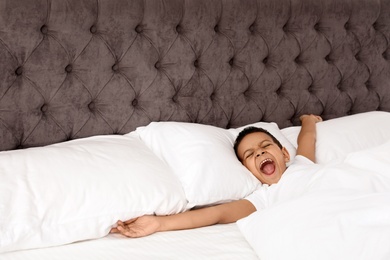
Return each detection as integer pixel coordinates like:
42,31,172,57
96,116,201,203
233,126,283,161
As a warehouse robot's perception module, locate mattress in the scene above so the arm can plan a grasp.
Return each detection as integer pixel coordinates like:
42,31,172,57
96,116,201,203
0,223,258,260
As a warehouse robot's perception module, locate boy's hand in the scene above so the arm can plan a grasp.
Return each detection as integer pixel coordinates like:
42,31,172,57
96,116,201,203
110,216,161,238
296,114,322,162
299,114,322,124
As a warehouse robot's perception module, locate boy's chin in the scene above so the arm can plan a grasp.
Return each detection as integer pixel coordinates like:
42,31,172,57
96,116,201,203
261,173,281,185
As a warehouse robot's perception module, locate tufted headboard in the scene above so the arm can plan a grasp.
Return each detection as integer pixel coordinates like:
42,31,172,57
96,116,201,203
0,0,389,151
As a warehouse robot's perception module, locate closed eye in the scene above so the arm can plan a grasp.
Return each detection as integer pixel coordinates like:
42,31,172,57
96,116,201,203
262,143,271,148
245,152,254,160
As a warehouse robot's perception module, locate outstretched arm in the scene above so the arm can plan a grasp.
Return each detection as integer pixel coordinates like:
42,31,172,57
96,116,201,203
296,114,322,162
110,199,255,238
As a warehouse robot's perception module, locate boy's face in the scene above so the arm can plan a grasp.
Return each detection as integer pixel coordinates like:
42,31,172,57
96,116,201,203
237,132,290,185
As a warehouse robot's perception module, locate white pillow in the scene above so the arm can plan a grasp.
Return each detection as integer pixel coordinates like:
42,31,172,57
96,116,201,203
281,111,390,164
136,121,294,208
0,133,187,253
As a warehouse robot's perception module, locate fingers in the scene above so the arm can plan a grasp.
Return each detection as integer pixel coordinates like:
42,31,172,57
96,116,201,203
123,218,139,224
110,227,119,233
110,219,140,238
300,114,322,123
116,224,139,238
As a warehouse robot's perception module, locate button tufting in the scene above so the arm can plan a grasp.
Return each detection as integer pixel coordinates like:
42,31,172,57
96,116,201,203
155,62,161,69
383,52,388,60
314,23,320,31
112,63,119,71
172,94,178,102
214,24,219,32
15,66,23,76
365,80,372,88
40,25,48,34
132,99,138,107
355,53,360,61
325,55,331,62
88,102,95,110
135,25,143,33
344,22,350,30
229,58,234,66
176,25,183,34
41,104,48,113
263,57,268,64
210,93,215,100
194,59,199,68
249,24,255,33
294,56,301,63
90,25,97,34
65,64,72,73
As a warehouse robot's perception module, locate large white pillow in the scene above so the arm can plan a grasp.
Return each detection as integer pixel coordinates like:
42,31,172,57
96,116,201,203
0,132,187,253
136,121,294,208
281,111,390,164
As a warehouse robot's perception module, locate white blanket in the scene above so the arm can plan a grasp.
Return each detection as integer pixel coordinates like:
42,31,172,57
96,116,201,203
238,140,390,260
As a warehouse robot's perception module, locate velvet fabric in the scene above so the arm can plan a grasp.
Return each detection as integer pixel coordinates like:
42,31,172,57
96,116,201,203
0,0,389,150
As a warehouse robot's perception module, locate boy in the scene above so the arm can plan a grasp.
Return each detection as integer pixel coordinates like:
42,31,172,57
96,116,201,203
110,114,322,238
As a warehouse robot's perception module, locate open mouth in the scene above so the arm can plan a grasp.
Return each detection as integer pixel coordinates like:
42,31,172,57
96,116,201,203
259,158,275,175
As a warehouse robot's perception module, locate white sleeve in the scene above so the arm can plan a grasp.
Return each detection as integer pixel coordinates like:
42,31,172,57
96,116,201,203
244,186,269,211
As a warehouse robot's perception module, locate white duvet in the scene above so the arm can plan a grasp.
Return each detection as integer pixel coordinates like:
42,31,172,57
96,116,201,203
238,140,390,260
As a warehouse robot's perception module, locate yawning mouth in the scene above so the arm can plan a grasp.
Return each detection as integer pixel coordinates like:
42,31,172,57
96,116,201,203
259,158,275,175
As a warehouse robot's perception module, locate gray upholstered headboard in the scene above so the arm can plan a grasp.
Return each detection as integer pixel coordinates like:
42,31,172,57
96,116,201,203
1,0,389,151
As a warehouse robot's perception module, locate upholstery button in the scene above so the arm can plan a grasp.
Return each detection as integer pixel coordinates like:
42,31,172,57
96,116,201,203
41,104,48,113
135,25,143,33
355,53,360,61
90,25,97,34
383,52,388,60
344,22,350,30
214,24,219,32
249,24,255,33
40,25,48,34
194,59,199,68
65,64,72,73
210,93,215,100
229,58,234,66
314,23,320,31
172,94,178,102
112,63,119,71
15,66,23,76
325,55,331,62
132,99,138,106
263,57,268,64
294,56,300,63
282,24,288,32
176,25,183,34
155,62,161,69
88,102,95,110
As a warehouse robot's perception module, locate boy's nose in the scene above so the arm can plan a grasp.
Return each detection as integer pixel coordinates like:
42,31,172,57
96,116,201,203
256,150,267,157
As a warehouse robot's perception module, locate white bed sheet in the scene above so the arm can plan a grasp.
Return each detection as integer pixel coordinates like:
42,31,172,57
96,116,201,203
0,223,258,260
237,140,390,260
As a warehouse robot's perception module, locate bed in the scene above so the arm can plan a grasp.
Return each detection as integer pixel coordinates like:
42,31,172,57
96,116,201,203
1,0,390,259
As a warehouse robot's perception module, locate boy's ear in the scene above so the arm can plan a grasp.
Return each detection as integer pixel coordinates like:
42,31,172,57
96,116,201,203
282,147,290,163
